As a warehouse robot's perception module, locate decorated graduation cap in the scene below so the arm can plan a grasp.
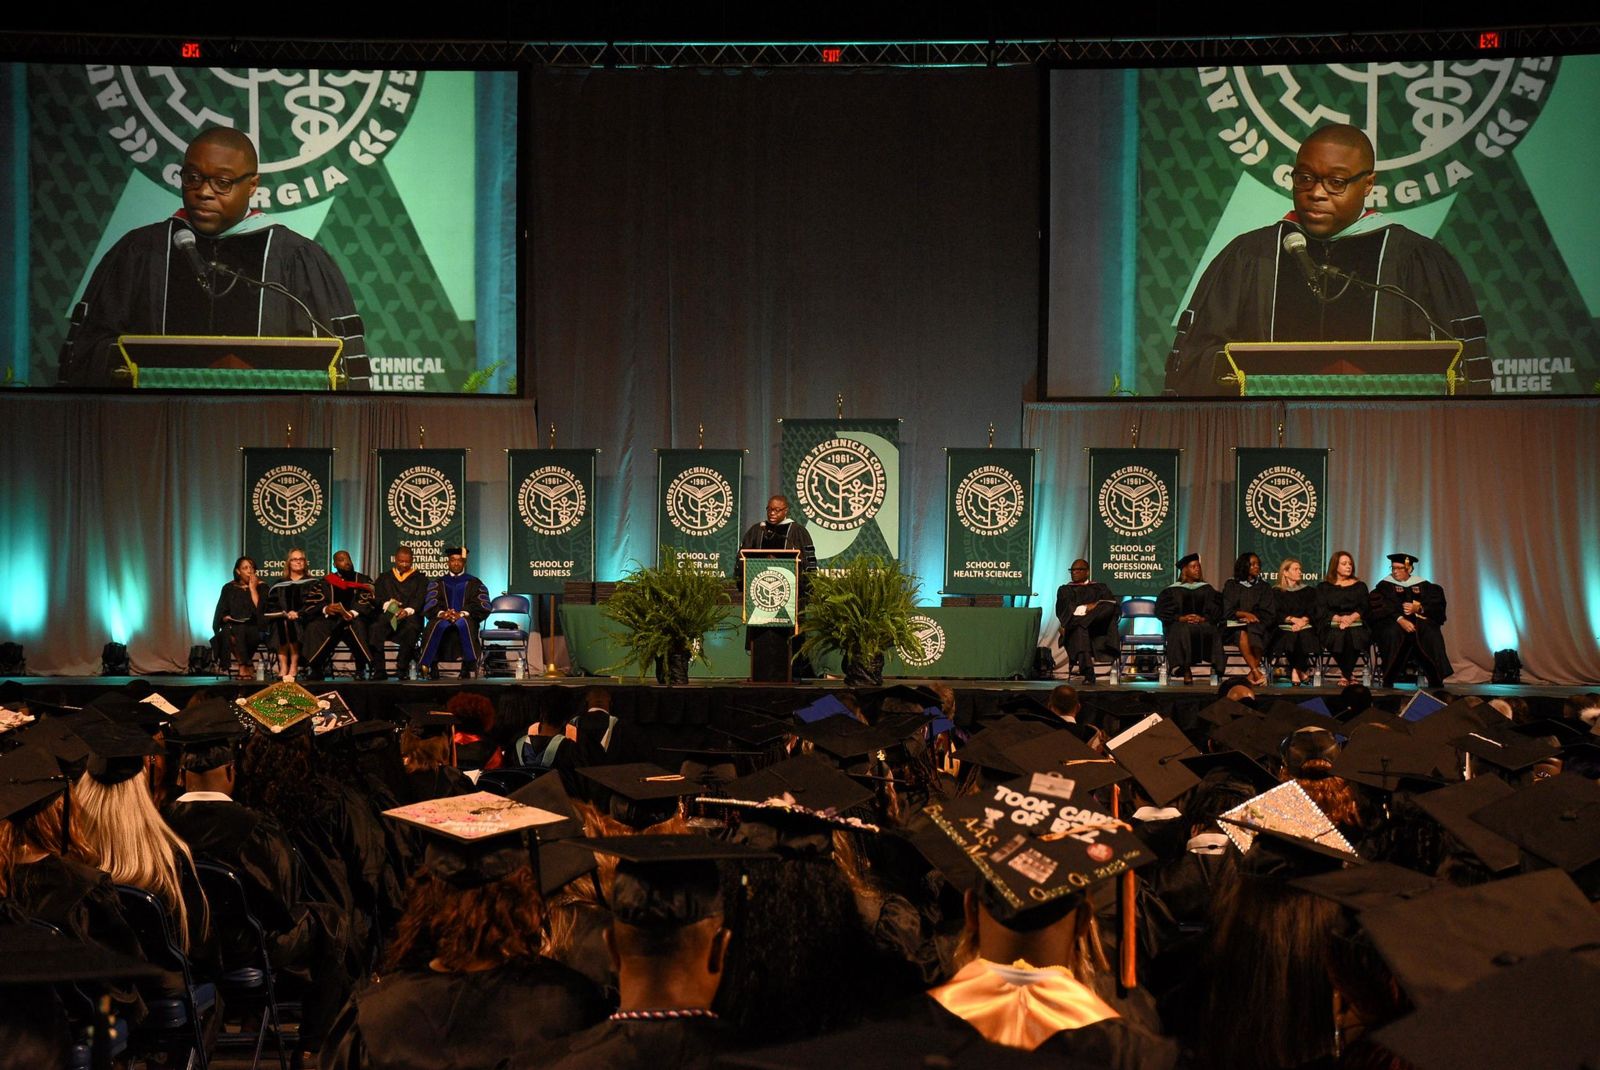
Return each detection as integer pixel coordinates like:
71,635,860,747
912,775,1151,927
1359,868,1600,1008
309,691,358,737
1468,772,1600,874
0,743,70,820
1217,780,1359,863
580,834,774,929
383,791,567,887
1413,775,1522,874
1106,714,1202,805
1373,948,1600,1070
234,680,321,737
1289,862,1438,912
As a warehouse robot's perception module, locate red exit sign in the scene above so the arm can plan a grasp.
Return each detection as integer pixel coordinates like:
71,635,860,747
1478,31,1501,49
181,41,202,59
821,47,843,63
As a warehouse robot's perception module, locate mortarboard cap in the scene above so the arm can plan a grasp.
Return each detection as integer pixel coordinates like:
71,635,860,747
1359,869,1600,1007
1398,690,1448,724
1290,861,1438,911
235,681,320,737
85,689,167,730
1109,716,1202,805
1218,779,1358,860
508,771,585,841
397,703,459,736
951,716,1055,777
1297,696,1333,717
1337,706,1409,734
794,694,854,724
1413,774,1522,873
789,713,925,765
1372,949,1600,1070
1510,718,1588,746
73,717,162,784
706,755,875,818
580,833,775,928
384,791,565,886
1333,725,1457,793
576,762,701,803
1234,823,1363,877
1386,552,1418,566
1178,750,1279,794
1196,697,1258,727
1207,711,1285,762
1468,772,1600,873
1451,722,1560,774
1176,552,1199,569
999,730,1131,795
310,691,358,736
14,714,92,770
166,698,248,747
1411,698,1494,744
0,743,70,819
536,840,599,897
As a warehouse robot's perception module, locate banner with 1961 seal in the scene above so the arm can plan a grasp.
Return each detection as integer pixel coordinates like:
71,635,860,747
509,449,597,595
241,448,334,577
779,418,900,569
1234,448,1329,585
656,449,743,579
376,449,466,577
943,448,1035,596
1087,448,1181,599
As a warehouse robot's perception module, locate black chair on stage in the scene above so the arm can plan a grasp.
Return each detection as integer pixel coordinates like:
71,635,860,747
481,594,533,677
113,884,217,1070
195,861,297,1070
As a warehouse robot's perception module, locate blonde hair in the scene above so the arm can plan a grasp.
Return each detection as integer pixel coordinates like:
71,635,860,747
69,772,206,950
1275,557,1304,591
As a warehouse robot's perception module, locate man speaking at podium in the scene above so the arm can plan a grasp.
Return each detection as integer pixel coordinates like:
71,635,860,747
57,126,369,389
1161,124,1486,396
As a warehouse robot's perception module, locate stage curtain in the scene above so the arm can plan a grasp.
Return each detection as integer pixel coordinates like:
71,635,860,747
1025,398,1600,685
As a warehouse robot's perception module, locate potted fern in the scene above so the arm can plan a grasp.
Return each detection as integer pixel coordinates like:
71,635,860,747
799,555,921,686
601,548,731,684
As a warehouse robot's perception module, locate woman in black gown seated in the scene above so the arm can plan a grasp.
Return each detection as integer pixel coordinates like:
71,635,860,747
1221,552,1275,687
1269,557,1321,685
1315,550,1373,687
212,555,269,680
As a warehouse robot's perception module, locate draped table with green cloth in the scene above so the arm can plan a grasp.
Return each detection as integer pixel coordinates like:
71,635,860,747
560,605,1042,680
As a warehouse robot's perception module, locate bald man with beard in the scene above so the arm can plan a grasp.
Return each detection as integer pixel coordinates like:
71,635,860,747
59,126,369,388
1163,123,1487,396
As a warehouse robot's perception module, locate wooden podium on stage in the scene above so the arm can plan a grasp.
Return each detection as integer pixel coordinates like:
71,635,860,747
116,334,347,390
739,548,801,683
1217,340,1463,396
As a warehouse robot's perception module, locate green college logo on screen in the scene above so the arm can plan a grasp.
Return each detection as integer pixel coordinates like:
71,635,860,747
86,65,424,208
1200,59,1558,206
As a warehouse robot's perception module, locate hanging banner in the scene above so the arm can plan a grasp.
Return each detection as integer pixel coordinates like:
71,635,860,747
779,418,901,569
241,448,334,577
1087,448,1181,599
943,448,1035,596
656,449,744,579
1234,448,1330,585
376,449,467,577
509,449,598,595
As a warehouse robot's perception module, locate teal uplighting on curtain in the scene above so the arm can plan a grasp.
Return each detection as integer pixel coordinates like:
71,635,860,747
475,70,519,393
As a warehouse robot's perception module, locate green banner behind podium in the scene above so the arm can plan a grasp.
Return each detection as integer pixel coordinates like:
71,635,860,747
1087,448,1181,598
656,449,744,580
943,448,1035,596
375,449,466,577
780,418,900,568
1234,448,1329,584
509,449,598,595
241,448,334,577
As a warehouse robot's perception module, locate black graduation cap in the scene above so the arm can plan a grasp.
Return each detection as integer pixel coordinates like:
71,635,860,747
705,755,875,817
1196,697,1257,726
793,694,854,724
85,689,166,730
0,743,69,820
1358,869,1600,1007
508,771,585,841
383,791,568,887
655,737,769,786
1414,775,1522,873
859,683,942,718
1468,773,1600,873
995,693,1062,726
789,713,925,765
1207,711,1286,762
1386,552,1418,566
1451,722,1560,775
576,762,701,803
1178,750,1279,794
397,703,459,737
72,717,162,784
1337,706,1409,734
1000,731,1131,795
911,778,1151,926
166,698,249,747
579,834,775,928
1372,948,1600,1070
1290,862,1439,911
1177,552,1199,569
1110,717,1202,805
536,840,599,897
1507,717,1588,746
951,716,1055,777
715,716,791,749
0,925,165,985
1333,726,1458,793
14,714,91,770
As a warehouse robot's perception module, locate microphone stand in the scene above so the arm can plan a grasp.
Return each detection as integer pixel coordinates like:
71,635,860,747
198,255,349,386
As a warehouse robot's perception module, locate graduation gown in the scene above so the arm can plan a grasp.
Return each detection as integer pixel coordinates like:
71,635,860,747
302,570,378,668
1154,583,1222,672
1055,581,1119,662
1163,217,1488,396
57,214,369,389
321,958,608,1070
418,572,491,668
1371,577,1453,685
538,1017,737,1070
1269,585,1322,671
1221,578,1276,651
367,567,430,674
267,576,325,646
212,580,269,668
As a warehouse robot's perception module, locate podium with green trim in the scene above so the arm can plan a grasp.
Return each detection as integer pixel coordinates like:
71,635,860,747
116,335,346,390
1218,340,1464,396
740,548,801,682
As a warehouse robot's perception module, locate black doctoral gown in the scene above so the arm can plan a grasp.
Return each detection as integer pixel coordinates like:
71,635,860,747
1370,577,1453,684
1221,578,1276,652
321,958,609,1070
537,1017,738,1070
1154,583,1222,672
1163,217,1488,396
57,215,369,389
1269,585,1322,671
1055,581,1120,662
1315,580,1373,675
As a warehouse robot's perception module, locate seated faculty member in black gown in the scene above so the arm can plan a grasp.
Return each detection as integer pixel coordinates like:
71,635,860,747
1268,557,1321,684
212,555,269,680
1370,551,1453,688
1315,550,1373,686
365,545,428,680
56,126,369,389
301,549,378,680
1055,559,1118,684
1156,553,1223,685
1221,552,1275,687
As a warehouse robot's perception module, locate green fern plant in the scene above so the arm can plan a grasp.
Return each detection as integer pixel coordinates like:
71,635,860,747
460,360,508,394
601,547,731,677
798,555,921,673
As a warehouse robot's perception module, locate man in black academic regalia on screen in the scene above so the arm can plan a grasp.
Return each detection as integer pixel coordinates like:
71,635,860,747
1162,124,1487,396
57,126,369,389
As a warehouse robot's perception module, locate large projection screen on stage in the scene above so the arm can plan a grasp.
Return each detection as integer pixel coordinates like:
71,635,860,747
0,62,520,395
1044,56,1600,399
